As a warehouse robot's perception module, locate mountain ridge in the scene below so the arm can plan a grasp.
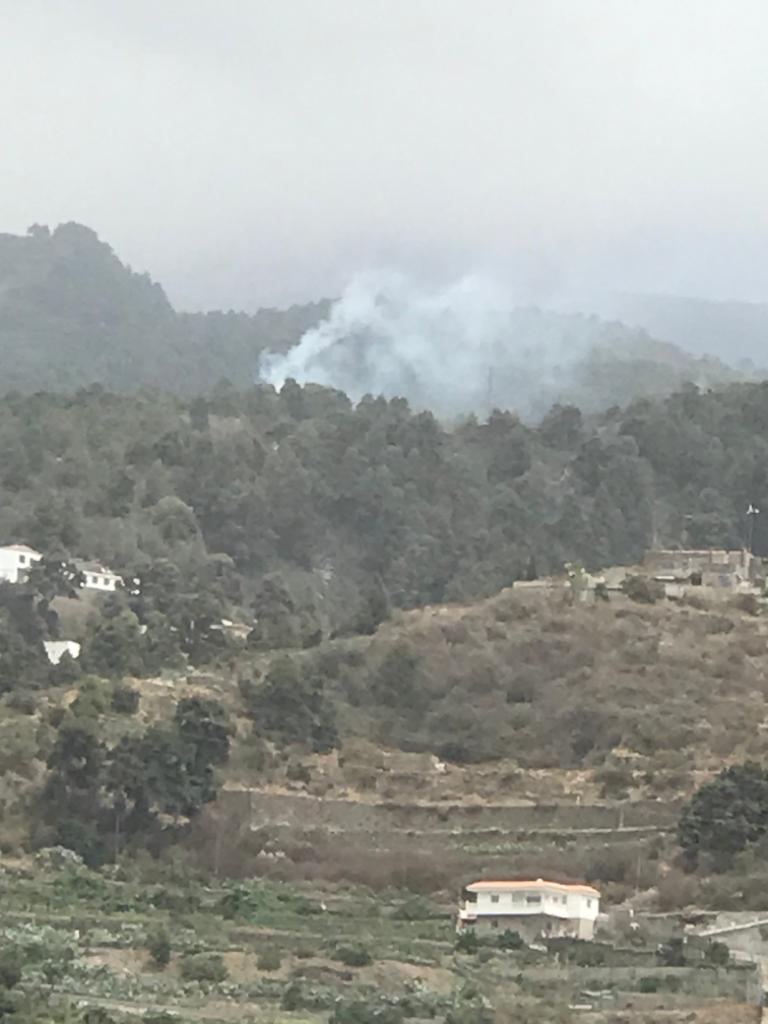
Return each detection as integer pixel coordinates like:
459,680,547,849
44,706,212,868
0,222,751,415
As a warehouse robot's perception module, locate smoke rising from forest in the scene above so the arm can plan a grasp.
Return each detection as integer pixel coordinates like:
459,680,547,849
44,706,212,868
260,273,733,421
261,273,590,419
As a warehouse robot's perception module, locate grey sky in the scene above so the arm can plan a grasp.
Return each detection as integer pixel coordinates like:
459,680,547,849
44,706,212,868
2,0,768,310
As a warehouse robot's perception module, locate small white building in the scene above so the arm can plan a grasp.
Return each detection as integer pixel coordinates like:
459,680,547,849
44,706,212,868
457,879,600,942
75,561,123,592
43,640,81,665
0,544,42,584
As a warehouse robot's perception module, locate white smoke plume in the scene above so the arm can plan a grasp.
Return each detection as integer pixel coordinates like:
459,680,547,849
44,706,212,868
259,272,720,420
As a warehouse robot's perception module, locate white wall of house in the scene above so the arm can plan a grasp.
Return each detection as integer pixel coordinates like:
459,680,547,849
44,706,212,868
43,640,81,665
0,546,123,593
459,880,600,941
0,545,42,584
81,570,121,592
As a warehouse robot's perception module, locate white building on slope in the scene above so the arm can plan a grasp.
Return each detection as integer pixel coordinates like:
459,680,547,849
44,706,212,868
0,544,42,584
457,879,600,942
75,561,123,592
43,640,81,665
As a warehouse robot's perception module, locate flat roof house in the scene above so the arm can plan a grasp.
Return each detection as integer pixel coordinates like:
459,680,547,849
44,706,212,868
0,544,42,584
457,879,600,942
643,548,753,589
75,561,123,592
43,640,81,665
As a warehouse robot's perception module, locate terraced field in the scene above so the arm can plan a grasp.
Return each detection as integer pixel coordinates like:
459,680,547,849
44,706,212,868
0,856,760,1023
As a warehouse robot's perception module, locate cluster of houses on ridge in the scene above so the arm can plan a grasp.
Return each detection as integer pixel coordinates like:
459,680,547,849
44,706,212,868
514,547,760,602
0,543,122,592
0,543,123,666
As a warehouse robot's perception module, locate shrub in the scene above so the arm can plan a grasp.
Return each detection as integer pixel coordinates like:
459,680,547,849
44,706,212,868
733,593,760,616
330,999,404,1024
180,952,228,983
0,947,21,990
702,614,735,635
657,938,686,967
111,684,140,715
335,945,372,967
705,940,730,966
281,982,302,1011
83,1010,116,1024
638,975,661,993
257,948,282,971
571,942,607,967
392,895,438,921
285,761,311,784
622,575,665,604
4,691,37,715
497,929,525,950
146,926,171,969
445,1006,494,1024
455,930,478,954
594,762,634,799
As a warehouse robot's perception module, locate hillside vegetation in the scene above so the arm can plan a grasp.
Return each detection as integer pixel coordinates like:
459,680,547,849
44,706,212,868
0,222,326,393
2,375,768,673
5,585,768,876
0,223,745,412
0,332,766,1021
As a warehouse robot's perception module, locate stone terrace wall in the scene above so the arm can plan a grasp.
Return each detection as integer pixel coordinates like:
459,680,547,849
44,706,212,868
220,789,680,834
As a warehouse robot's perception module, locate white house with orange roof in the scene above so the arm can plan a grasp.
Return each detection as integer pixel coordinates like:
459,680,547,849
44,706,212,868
457,878,600,942
0,544,42,584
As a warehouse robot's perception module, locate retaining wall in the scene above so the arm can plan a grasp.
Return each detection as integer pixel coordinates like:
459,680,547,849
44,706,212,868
219,789,680,834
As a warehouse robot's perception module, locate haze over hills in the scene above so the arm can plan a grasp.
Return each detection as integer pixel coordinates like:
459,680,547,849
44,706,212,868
589,291,768,366
260,272,749,420
0,223,752,418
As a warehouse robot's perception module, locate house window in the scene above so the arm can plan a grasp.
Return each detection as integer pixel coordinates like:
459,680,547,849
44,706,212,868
490,894,500,904
19,555,26,565
526,895,542,904
512,893,524,903
586,899,592,908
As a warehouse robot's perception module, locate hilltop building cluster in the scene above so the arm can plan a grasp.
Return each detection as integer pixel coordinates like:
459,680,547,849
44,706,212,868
515,547,761,602
0,543,122,592
0,543,123,666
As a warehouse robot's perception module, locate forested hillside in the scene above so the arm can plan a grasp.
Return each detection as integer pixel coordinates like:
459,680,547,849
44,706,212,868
2,376,768,688
0,223,326,393
0,223,745,413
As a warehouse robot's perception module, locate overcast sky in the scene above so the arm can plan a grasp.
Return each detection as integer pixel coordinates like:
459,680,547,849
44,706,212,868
2,1,768,310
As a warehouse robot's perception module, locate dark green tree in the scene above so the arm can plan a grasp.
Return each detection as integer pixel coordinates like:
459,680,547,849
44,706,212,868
678,762,768,866
244,657,338,752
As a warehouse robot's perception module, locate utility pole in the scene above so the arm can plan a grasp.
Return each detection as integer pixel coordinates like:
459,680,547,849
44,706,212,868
682,514,693,549
747,504,760,554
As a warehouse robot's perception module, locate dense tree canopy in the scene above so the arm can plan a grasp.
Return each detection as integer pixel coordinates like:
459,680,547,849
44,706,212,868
678,763,768,867
1,376,768,679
